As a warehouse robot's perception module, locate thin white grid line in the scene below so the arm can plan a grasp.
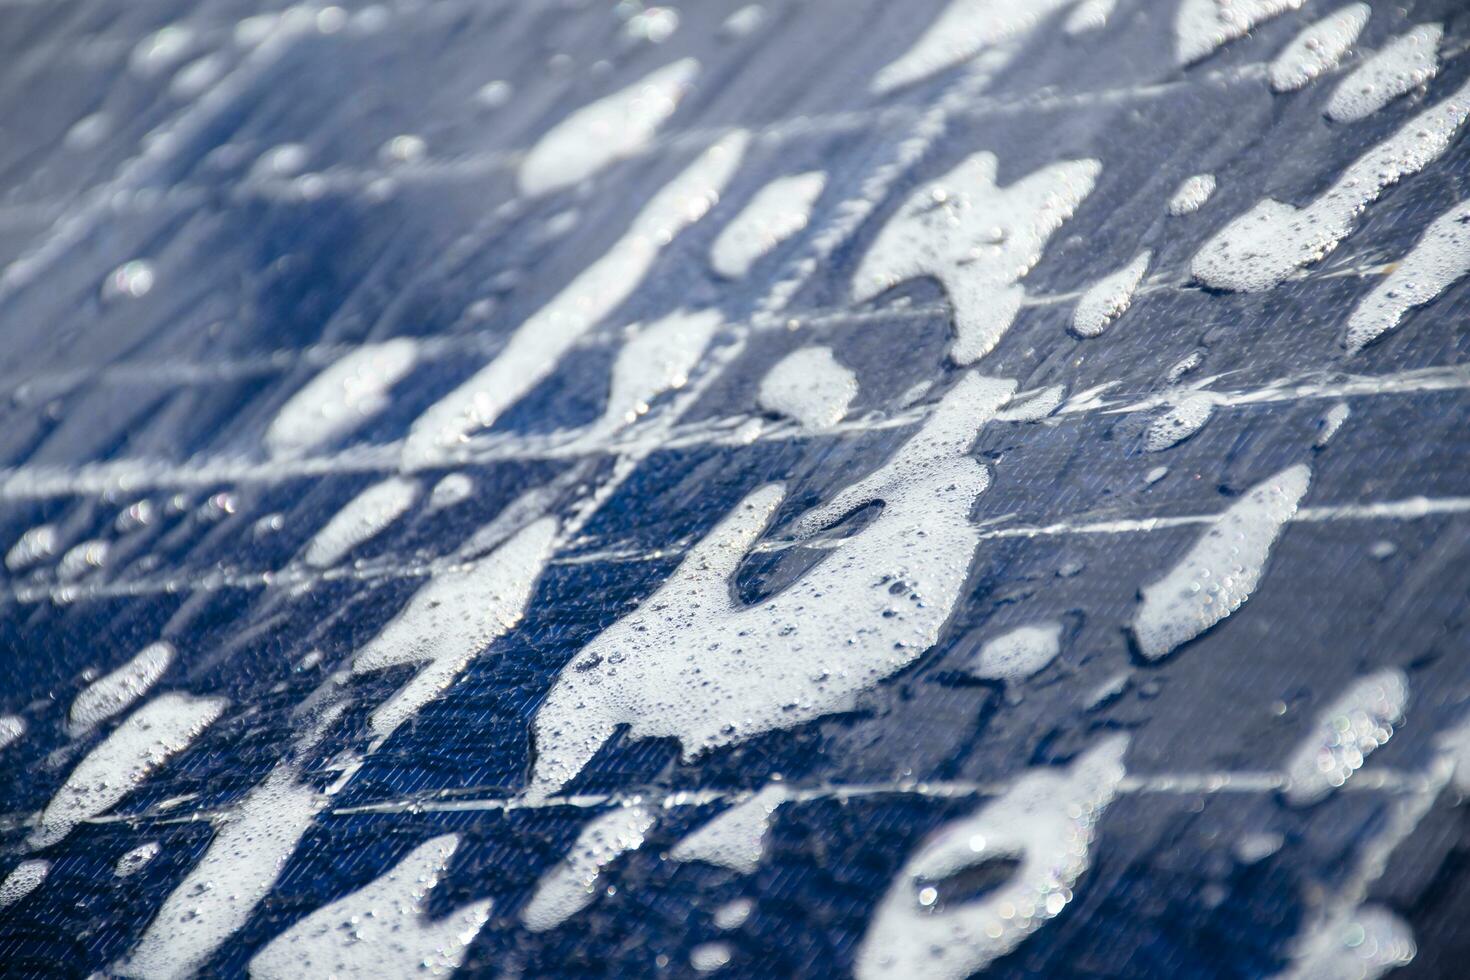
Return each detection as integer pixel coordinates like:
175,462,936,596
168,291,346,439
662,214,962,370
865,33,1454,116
1,360,1463,501
0,249,1407,397
0,764,1434,833
0,58,1271,232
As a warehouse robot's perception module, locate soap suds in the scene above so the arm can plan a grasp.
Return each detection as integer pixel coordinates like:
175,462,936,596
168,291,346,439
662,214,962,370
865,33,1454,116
964,623,1062,682
1071,250,1150,337
1064,0,1116,35
714,898,754,930
522,805,655,932
1343,201,1470,353
996,385,1066,422
855,737,1127,980
57,538,109,579
518,58,698,196
121,767,326,980
526,374,1015,798
115,842,161,877
1144,393,1215,451
721,5,765,39
1276,905,1415,979
1084,672,1131,710
428,472,475,510
1192,79,1470,291
1269,4,1370,93
757,347,858,428
5,523,58,571
711,171,826,279
352,518,557,743
1435,715,1470,794
30,692,226,849
404,132,747,468
264,339,419,458
591,309,721,436
1326,24,1441,123
0,859,51,910
1176,0,1304,66
1132,465,1311,660
854,152,1098,364
1168,175,1216,216
671,786,789,874
1315,402,1351,447
68,641,175,735
0,714,26,751
871,0,1080,94
302,476,420,568
1235,832,1284,864
249,835,490,979
691,943,733,972
1282,669,1408,806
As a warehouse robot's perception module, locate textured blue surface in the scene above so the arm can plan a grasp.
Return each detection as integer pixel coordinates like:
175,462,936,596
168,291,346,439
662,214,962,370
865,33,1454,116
2,0,1470,977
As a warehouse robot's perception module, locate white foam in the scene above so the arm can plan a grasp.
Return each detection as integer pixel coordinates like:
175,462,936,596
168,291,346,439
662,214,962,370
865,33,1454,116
1282,669,1408,806
1269,4,1370,93
855,736,1128,980
428,472,475,510
1175,0,1303,66
527,374,1015,798
854,152,1099,364
0,714,26,751
404,132,747,468
1327,24,1442,123
1144,392,1215,451
30,692,226,849
964,622,1062,683
1064,0,1116,35
721,4,766,39
671,785,789,874
1344,200,1470,352
352,517,557,743
757,347,857,428
710,171,826,279
1192,79,1470,291
170,53,226,99
5,523,57,571
249,143,309,181
1168,175,1216,216
518,58,699,196
57,538,109,579
302,476,419,568
1071,250,1150,337
871,0,1079,94
1235,832,1284,864
1277,905,1415,979
1315,402,1351,447
522,805,655,932
120,766,326,980
68,641,175,736
997,385,1066,422
115,842,161,877
130,24,196,76
264,339,419,458
249,834,490,979
1083,672,1131,710
0,859,50,910
691,942,733,972
591,309,722,436
1132,464,1311,660
1436,715,1470,794
714,898,754,929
